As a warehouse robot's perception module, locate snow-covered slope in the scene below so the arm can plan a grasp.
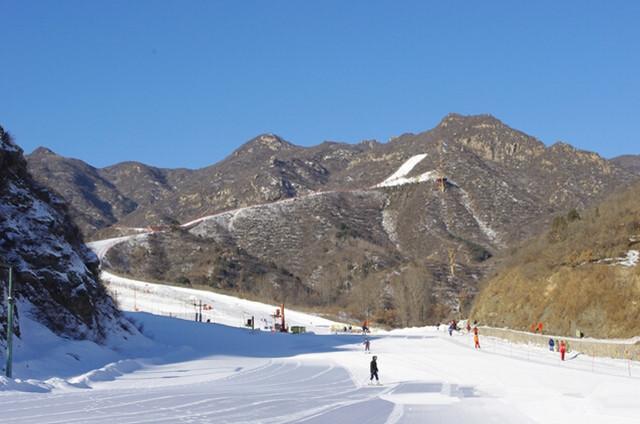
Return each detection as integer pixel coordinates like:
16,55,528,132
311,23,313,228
1,310,638,423
2,239,639,422
102,271,340,333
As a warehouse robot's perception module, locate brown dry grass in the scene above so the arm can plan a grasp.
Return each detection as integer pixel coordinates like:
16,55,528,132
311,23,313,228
472,182,640,338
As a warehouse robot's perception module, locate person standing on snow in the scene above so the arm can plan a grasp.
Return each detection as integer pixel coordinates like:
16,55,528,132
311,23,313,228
363,338,370,353
473,332,480,349
370,356,379,383
548,338,555,352
559,340,567,361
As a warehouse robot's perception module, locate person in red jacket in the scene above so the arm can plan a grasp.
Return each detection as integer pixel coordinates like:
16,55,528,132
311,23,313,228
559,340,566,361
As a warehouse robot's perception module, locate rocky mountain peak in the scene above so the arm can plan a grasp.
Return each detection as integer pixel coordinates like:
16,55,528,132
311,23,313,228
430,113,546,163
437,113,504,129
234,133,296,157
29,146,58,158
1,126,18,151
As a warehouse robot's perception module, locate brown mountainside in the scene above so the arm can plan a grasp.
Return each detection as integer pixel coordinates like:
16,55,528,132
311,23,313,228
612,154,640,175
27,114,639,326
471,182,640,338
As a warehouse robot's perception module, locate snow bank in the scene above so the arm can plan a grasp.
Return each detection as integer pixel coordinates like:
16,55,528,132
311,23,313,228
68,360,144,388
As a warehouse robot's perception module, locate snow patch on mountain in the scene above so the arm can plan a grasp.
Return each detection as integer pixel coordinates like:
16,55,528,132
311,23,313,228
619,250,639,267
458,187,499,244
375,154,440,188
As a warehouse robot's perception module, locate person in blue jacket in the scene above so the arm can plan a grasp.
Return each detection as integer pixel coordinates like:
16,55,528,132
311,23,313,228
548,338,555,352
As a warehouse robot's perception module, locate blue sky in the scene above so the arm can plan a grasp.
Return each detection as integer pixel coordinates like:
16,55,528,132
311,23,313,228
1,1,638,168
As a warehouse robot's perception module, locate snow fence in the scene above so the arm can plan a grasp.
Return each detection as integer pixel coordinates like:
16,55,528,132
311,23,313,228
479,326,640,361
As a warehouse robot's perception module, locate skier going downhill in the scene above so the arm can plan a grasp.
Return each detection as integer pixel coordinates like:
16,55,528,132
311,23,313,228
370,356,379,383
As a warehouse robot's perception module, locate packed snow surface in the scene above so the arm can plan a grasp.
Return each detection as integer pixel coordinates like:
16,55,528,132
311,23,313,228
2,237,636,422
2,277,640,423
102,271,340,333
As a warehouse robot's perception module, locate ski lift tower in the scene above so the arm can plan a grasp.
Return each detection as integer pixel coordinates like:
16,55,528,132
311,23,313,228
272,304,287,332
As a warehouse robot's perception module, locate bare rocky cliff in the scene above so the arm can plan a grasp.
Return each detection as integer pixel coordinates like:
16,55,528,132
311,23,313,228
0,126,133,346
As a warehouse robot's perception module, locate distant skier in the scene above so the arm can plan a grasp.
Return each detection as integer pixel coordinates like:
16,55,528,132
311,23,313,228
473,325,479,336
473,333,480,349
559,340,567,361
548,338,555,352
448,322,454,336
370,356,379,383
466,322,471,333
363,338,370,353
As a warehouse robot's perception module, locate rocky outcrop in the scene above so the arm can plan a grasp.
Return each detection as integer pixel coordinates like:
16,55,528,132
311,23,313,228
1,126,132,345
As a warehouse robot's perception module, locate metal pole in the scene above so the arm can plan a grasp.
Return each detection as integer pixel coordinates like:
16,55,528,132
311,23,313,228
5,267,14,378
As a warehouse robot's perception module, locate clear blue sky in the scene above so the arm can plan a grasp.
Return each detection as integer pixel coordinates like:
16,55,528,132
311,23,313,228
1,1,639,168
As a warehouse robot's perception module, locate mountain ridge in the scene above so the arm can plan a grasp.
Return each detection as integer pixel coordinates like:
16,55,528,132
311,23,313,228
25,113,639,326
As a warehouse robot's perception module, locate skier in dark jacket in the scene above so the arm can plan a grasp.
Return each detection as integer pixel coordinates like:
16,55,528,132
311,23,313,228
370,356,379,383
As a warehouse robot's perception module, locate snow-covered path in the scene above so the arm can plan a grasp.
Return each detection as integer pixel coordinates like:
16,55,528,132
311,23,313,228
2,312,638,423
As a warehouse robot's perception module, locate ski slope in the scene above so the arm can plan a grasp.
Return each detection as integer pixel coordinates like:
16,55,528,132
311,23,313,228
102,271,340,333
1,237,637,423
2,312,639,423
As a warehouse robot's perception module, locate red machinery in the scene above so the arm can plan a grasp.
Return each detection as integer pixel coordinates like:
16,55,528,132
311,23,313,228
273,304,287,332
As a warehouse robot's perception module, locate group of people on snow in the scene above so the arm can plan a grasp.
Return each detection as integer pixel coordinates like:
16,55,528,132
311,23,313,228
360,318,576,386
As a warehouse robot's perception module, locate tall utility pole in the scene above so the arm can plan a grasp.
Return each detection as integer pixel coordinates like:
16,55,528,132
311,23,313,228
5,266,15,378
